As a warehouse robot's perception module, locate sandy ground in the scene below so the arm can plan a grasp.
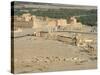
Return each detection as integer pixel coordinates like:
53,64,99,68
13,34,97,73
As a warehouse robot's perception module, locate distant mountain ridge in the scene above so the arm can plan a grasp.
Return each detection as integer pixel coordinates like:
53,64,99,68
13,1,97,10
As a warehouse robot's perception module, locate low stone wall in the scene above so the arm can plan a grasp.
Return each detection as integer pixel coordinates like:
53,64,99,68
14,21,33,29
56,35,73,44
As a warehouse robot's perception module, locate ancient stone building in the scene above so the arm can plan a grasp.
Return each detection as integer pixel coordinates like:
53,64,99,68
69,16,77,25
47,18,57,26
32,15,48,29
21,13,32,22
57,19,67,26
13,14,33,30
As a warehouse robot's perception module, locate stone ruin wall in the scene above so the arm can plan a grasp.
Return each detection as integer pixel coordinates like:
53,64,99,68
13,13,82,31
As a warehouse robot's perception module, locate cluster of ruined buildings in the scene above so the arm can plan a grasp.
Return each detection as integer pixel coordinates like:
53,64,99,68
12,13,82,31
12,13,97,55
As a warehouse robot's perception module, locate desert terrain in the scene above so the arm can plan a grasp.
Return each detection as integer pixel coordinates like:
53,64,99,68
12,27,97,73
11,1,97,74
